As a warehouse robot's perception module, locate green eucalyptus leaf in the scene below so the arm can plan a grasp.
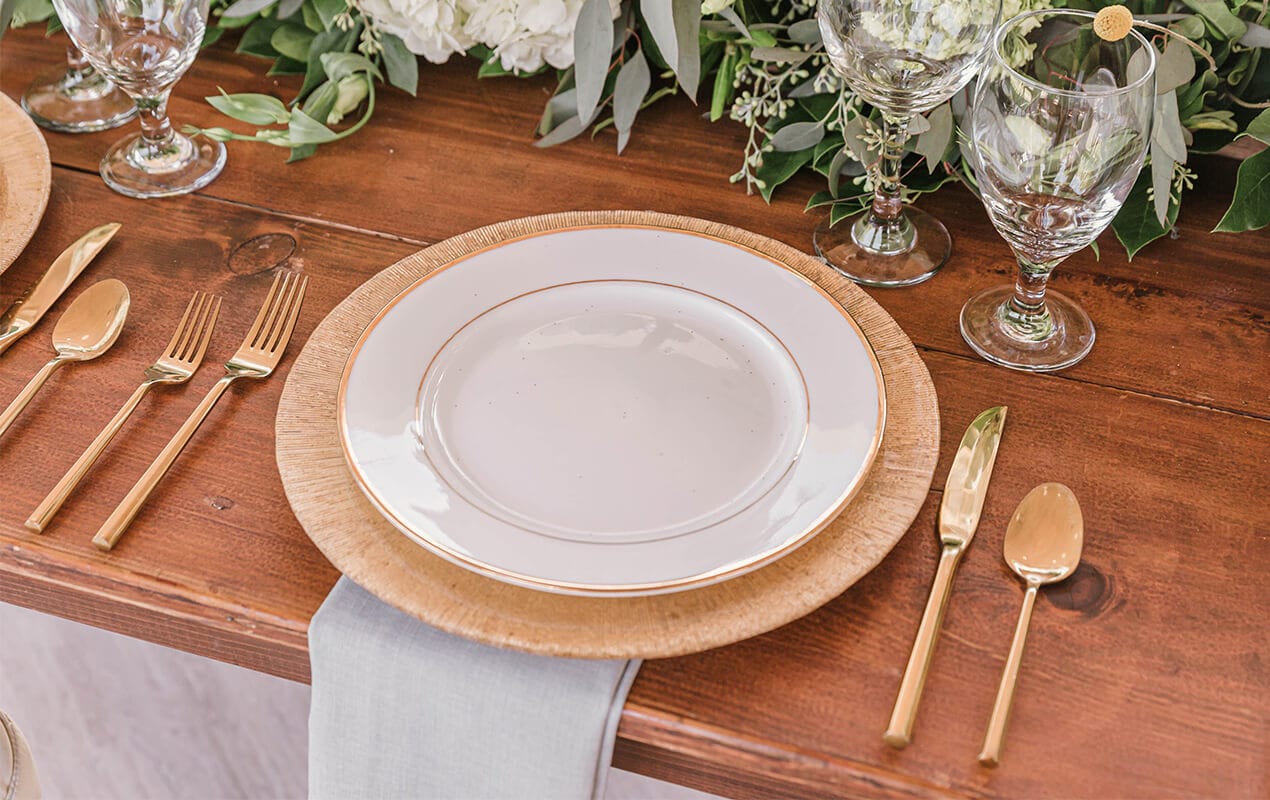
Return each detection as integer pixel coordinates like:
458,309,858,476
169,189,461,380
827,146,852,198
287,107,339,143
311,0,346,30
237,18,285,59
207,90,291,125
915,103,953,173
806,190,837,211
10,0,56,28
278,0,303,18
613,49,651,154
1244,109,1270,145
300,28,353,99
202,26,225,48
380,33,418,95
1155,40,1196,96
750,46,808,64
829,200,865,227
906,113,931,136
222,0,277,19
574,0,614,125
301,0,323,31
539,87,577,135
1214,147,1270,232
1112,169,1180,259
268,57,308,75
755,148,814,202
1149,147,1174,226
787,19,821,45
642,0,700,100
717,6,749,39
769,120,824,152
537,114,590,147
1178,0,1247,41
321,52,383,81
1153,90,1188,165
271,23,315,62
1240,21,1270,48
287,143,318,162
303,80,339,125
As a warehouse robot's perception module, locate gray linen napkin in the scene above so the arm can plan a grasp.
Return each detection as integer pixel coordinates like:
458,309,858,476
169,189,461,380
308,578,641,800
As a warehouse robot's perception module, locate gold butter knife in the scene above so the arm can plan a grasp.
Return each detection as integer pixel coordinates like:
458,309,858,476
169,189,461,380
884,405,1008,749
0,223,122,357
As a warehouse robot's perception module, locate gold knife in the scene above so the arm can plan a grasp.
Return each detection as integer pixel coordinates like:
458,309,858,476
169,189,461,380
884,405,1008,749
0,223,122,357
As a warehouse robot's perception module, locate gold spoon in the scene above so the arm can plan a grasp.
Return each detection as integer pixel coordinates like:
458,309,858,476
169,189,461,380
0,279,130,442
979,482,1084,767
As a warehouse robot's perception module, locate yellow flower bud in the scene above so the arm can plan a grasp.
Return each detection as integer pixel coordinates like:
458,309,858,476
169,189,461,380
1093,5,1134,42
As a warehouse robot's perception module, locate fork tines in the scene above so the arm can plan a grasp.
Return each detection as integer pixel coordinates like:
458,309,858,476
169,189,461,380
240,271,308,356
169,291,222,364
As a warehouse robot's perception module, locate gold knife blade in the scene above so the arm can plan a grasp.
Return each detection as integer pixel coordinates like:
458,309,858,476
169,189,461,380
0,223,121,357
884,405,1007,749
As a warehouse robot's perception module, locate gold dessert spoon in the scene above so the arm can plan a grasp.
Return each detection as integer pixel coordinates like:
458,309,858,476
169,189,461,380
979,482,1084,767
0,279,130,442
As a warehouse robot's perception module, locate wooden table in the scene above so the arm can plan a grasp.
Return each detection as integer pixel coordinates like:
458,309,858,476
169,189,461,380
2,27,1267,799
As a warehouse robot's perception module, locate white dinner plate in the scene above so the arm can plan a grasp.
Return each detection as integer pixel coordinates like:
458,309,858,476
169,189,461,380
338,225,885,596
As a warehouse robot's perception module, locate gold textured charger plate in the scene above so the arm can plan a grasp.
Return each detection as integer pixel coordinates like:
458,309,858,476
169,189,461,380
276,211,939,659
0,92,52,277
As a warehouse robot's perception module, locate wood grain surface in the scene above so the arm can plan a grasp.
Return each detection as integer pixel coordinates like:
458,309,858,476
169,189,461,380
1,27,1267,799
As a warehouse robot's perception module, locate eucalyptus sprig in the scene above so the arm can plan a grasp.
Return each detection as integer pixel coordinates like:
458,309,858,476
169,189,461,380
195,0,416,161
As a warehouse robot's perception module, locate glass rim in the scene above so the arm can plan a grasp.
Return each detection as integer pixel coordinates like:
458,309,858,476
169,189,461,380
990,8,1158,99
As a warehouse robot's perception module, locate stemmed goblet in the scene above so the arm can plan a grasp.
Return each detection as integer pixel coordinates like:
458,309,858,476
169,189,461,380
816,0,1002,286
50,0,225,198
23,40,136,132
962,9,1156,371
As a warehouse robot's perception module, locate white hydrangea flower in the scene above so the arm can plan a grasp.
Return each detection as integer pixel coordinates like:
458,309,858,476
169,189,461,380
461,0,620,74
355,0,473,64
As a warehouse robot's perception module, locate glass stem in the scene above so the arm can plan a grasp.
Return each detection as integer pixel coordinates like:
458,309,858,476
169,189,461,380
870,114,910,224
135,90,177,155
66,43,90,73
1001,255,1060,341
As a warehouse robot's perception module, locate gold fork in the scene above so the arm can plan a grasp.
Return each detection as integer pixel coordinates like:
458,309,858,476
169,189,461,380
93,271,309,551
26,291,222,533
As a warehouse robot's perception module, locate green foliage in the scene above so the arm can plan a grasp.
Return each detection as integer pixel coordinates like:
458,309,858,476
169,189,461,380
18,0,1252,255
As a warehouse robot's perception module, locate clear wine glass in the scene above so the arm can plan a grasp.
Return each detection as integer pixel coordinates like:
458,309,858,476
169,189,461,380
961,9,1156,371
50,0,225,198
23,39,137,132
816,0,1001,287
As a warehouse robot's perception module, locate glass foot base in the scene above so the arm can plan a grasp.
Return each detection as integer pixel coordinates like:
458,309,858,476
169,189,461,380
959,284,1095,372
22,63,136,133
101,131,226,199
813,207,951,288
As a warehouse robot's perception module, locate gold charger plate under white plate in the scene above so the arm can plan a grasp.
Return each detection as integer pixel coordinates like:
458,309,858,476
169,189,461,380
277,211,939,658
0,92,52,277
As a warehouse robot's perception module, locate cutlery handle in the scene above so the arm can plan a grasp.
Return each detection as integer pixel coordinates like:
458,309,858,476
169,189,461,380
93,375,234,551
27,382,154,533
0,358,65,441
979,582,1039,767
884,544,963,748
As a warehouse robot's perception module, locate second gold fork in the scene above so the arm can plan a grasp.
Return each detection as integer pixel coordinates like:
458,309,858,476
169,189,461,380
26,291,222,533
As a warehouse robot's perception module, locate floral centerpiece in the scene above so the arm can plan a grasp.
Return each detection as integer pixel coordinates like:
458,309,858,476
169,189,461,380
7,0,1268,256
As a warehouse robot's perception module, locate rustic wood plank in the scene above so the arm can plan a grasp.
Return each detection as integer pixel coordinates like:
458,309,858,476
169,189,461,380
1,28,1267,800
2,29,1266,418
